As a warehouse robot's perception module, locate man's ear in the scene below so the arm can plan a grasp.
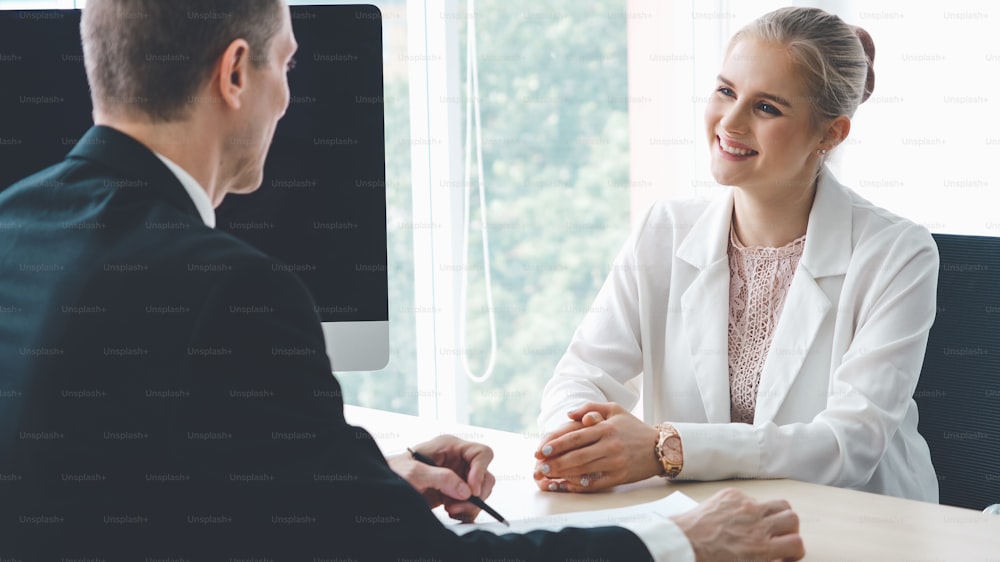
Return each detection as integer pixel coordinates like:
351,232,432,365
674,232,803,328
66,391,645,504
217,39,251,110
822,115,852,150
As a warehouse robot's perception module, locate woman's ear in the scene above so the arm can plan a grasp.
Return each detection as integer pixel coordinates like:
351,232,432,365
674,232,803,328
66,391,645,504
822,115,852,150
216,39,251,110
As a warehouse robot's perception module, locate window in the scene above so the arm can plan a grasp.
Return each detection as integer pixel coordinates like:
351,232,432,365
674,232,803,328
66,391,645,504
405,0,631,432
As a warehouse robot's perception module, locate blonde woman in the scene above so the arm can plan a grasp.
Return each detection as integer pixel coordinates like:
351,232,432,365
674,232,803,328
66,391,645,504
535,6,939,502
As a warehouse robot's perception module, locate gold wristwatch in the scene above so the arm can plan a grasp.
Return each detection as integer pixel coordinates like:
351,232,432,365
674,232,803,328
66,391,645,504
654,423,683,478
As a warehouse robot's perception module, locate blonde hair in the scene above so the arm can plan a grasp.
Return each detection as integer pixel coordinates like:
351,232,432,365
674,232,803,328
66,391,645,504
730,7,875,124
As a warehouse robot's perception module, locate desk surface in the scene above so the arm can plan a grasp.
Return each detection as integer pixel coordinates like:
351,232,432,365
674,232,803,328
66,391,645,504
345,405,1000,561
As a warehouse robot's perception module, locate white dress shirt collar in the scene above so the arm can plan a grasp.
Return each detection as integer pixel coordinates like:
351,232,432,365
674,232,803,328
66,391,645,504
152,151,216,228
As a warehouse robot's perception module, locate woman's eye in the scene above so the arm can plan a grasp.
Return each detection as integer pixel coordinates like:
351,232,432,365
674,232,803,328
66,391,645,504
757,103,781,115
716,87,734,97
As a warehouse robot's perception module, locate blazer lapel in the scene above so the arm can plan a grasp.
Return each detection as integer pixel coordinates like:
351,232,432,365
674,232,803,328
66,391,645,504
677,194,734,423
754,167,853,422
752,268,831,422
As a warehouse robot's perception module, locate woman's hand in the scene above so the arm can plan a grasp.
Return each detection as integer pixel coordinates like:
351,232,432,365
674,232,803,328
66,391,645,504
387,434,497,522
533,402,663,492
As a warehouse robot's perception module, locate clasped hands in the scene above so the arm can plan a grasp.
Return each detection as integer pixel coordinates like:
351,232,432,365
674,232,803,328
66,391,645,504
534,401,663,492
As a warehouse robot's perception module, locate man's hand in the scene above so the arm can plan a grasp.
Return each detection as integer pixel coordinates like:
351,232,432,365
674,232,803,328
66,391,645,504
387,434,497,523
533,402,662,492
671,488,805,562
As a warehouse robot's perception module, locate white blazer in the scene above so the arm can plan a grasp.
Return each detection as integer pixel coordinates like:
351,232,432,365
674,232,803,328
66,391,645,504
539,167,939,502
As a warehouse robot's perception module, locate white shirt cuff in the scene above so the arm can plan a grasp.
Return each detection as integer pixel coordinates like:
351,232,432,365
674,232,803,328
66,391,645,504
619,516,695,562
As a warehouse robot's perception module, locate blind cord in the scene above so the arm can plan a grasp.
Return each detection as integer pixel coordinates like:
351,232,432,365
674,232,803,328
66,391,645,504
458,0,498,383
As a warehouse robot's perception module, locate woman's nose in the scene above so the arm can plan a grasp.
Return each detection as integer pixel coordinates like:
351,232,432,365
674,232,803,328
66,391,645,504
719,102,749,134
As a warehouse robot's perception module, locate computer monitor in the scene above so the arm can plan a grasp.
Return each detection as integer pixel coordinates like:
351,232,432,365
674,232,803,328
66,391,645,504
0,5,390,372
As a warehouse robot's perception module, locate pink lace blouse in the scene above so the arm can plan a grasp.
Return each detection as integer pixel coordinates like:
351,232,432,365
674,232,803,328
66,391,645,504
728,226,806,424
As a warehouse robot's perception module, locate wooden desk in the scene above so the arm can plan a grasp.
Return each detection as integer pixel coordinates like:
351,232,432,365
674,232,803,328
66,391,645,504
345,405,1000,560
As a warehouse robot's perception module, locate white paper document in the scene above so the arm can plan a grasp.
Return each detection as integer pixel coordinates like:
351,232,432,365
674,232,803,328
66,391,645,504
446,491,698,536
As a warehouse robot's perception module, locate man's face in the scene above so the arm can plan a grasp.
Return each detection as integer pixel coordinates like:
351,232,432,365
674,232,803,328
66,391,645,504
223,7,298,197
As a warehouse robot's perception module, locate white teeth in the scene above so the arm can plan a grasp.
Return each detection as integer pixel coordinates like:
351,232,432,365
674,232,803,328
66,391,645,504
720,139,757,156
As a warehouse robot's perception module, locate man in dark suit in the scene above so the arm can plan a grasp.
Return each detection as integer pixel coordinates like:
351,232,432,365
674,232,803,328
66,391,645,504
0,1,804,560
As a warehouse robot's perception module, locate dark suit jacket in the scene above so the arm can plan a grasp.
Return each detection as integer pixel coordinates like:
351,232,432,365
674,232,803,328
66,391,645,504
0,126,653,561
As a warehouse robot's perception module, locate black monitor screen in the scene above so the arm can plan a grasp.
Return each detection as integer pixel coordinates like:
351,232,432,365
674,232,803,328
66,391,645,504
0,10,92,185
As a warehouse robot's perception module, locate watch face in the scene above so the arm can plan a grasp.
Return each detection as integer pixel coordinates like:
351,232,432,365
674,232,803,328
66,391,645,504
664,437,683,464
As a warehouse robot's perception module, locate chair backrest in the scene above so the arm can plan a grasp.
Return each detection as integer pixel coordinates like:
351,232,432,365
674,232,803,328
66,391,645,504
915,233,1000,510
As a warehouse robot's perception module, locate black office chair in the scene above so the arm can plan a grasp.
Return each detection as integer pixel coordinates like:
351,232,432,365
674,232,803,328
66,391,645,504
914,233,1000,510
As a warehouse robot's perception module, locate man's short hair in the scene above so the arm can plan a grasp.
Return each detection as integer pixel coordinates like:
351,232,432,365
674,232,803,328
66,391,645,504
82,0,285,122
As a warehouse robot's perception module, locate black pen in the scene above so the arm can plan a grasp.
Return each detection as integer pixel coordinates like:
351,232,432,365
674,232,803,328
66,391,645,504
407,447,510,527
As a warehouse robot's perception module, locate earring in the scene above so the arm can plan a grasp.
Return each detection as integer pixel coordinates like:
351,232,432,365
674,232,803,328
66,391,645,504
818,148,828,155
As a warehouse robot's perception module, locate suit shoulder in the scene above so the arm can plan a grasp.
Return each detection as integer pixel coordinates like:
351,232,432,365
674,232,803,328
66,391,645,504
151,226,289,278
1,158,86,200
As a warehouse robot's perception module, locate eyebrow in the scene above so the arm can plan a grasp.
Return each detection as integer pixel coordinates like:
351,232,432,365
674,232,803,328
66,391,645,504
717,75,792,107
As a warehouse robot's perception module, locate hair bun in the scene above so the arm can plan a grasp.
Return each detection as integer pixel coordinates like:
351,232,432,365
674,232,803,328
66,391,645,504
853,26,876,103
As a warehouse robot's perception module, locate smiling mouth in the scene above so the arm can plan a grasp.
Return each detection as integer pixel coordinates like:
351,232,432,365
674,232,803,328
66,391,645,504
718,137,759,156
